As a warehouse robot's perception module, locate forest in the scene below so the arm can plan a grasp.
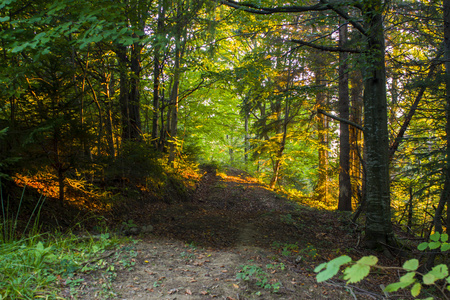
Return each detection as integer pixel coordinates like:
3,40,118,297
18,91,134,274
1,0,450,299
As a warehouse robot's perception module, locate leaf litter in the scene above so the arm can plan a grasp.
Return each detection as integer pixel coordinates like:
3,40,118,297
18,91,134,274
64,166,410,299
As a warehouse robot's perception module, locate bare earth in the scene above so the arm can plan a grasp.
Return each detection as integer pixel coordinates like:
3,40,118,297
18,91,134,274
65,167,397,299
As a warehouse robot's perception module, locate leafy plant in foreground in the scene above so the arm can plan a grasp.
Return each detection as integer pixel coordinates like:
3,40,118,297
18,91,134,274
315,233,450,299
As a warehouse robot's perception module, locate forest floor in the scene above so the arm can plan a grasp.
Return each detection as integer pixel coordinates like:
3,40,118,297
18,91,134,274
59,166,412,300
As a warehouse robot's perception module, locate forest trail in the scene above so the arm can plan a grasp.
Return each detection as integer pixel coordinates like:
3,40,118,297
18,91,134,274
65,166,396,299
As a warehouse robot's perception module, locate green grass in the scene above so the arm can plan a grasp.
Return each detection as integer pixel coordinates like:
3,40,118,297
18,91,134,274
0,183,126,299
0,231,123,299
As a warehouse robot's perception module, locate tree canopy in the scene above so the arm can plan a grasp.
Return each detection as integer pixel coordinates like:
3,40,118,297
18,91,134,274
1,0,450,249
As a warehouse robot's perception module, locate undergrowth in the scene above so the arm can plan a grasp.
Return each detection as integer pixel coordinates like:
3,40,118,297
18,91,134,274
0,183,128,299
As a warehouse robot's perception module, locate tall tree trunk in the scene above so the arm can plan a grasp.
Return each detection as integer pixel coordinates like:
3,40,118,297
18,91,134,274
350,69,363,205
117,45,131,141
270,98,289,189
444,0,450,235
362,1,394,248
152,0,165,148
425,8,449,269
129,41,143,141
168,30,182,164
117,43,142,142
434,0,450,236
338,21,352,211
104,72,116,157
316,67,329,203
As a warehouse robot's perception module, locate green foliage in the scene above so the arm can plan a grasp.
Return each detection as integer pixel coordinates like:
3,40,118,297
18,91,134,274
1,184,46,243
236,262,283,293
0,128,20,180
418,232,450,252
105,142,163,183
315,255,352,282
342,256,378,283
315,233,450,299
0,231,122,299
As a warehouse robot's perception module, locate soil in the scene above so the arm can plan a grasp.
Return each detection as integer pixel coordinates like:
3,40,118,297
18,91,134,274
63,166,409,300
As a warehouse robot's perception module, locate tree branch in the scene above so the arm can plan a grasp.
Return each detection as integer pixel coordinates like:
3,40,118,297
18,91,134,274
317,109,364,131
291,38,361,53
221,0,328,14
389,49,444,160
320,0,367,35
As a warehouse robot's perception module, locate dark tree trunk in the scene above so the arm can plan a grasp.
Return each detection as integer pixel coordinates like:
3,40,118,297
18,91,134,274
316,67,329,203
168,30,182,164
434,0,450,236
362,1,394,248
338,22,352,211
350,69,363,205
152,0,165,148
117,43,142,142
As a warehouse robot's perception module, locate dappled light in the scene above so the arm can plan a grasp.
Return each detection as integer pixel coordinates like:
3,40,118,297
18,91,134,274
1,0,450,298
13,173,112,212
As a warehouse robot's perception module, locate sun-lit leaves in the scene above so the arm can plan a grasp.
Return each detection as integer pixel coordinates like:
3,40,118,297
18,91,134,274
402,259,419,271
315,255,351,282
343,256,378,283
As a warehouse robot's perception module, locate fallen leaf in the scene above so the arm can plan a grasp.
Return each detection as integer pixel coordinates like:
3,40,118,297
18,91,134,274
200,291,209,295
185,289,192,295
232,284,239,289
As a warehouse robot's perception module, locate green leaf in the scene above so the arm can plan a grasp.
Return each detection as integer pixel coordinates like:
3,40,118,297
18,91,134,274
429,241,441,250
343,264,370,283
403,259,419,271
384,281,413,292
36,241,44,251
430,232,440,242
428,264,448,280
316,255,352,283
357,255,378,266
0,16,10,22
314,262,327,273
418,242,428,251
441,234,449,242
383,272,418,294
441,243,450,252
343,256,378,284
11,43,27,53
422,273,437,285
410,282,421,297
399,272,416,283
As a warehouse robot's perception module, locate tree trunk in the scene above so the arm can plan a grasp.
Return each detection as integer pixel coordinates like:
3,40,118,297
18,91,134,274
168,30,182,164
316,67,329,203
129,41,142,141
269,97,289,189
350,69,363,205
152,0,165,148
338,21,352,211
362,1,394,248
117,43,142,142
435,0,450,235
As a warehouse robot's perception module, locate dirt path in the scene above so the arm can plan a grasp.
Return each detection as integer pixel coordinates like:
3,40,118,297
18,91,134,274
66,167,388,299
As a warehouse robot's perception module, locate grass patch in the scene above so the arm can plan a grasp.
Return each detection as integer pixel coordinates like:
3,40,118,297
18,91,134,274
0,231,125,299
0,182,129,299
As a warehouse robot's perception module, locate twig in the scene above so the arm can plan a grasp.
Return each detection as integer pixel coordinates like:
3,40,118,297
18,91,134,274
325,280,384,299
